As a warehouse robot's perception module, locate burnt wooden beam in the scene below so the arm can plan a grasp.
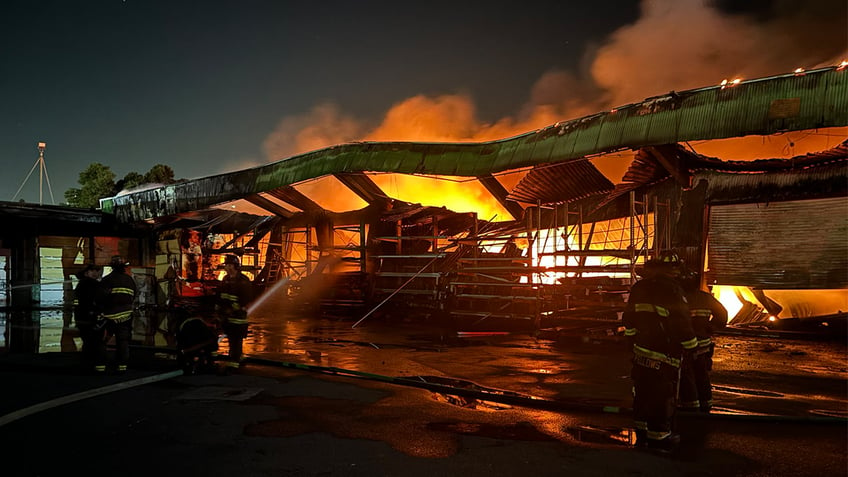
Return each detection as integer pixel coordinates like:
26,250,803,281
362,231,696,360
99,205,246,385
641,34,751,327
645,145,693,189
244,193,294,218
334,172,388,204
265,186,323,212
477,174,524,220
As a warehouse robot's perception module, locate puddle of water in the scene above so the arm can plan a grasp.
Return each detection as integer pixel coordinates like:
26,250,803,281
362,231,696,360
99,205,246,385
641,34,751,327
431,393,513,411
566,425,637,446
427,421,557,441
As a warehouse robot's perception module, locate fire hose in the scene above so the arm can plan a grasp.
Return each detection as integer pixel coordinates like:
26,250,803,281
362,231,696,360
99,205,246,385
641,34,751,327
242,356,847,424
244,355,626,415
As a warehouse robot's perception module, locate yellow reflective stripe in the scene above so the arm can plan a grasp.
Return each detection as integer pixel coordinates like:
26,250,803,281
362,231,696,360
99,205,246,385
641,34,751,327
221,293,238,301
633,345,680,367
634,303,669,316
103,311,133,322
691,308,711,317
679,400,700,409
697,338,712,347
624,328,637,336
647,430,672,440
111,287,135,296
681,337,698,350
228,317,248,324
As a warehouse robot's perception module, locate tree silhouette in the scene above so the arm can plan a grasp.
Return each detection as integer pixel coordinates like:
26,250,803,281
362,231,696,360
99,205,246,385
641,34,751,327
64,163,116,208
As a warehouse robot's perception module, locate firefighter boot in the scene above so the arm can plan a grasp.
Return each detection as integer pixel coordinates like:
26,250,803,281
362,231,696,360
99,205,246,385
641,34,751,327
647,433,681,455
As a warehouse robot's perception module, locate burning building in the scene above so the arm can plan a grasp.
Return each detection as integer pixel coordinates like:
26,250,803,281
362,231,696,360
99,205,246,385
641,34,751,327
3,66,845,336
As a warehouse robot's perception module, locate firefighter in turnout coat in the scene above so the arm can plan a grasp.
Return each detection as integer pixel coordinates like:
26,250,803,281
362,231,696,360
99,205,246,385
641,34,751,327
623,251,698,452
73,263,106,372
678,272,728,413
217,255,255,369
97,256,138,373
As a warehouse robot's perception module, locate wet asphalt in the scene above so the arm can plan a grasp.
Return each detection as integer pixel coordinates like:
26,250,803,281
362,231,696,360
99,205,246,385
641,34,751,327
0,308,846,477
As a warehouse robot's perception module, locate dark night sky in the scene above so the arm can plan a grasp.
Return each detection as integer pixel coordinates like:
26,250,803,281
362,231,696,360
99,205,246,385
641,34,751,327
1,0,845,204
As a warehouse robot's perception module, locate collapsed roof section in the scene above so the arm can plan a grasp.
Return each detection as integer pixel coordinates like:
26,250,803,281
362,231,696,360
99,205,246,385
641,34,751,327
597,139,848,212
100,66,848,225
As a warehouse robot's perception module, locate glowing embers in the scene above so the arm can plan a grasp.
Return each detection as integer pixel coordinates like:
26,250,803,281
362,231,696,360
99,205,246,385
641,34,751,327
720,78,742,89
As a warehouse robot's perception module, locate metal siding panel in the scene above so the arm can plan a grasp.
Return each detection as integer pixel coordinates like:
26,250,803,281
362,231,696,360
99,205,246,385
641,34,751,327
491,140,519,170
509,135,542,169
464,144,500,176
676,92,716,139
571,120,602,157
594,112,628,151
712,85,758,138
450,149,475,176
420,145,453,174
616,107,652,146
825,68,848,125
708,197,848,288
643,110,680,144
547,124,578,160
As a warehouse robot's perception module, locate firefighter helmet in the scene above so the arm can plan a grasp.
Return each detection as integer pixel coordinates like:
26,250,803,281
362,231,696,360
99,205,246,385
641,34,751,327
223,254,241,270
109,255,129,268
657,251,681,265
646,250,682,271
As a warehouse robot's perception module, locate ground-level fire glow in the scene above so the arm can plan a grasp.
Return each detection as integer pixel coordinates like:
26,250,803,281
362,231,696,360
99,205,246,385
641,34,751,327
713,286,848,324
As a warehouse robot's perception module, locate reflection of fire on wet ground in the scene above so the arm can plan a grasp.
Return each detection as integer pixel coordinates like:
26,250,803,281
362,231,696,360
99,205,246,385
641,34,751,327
565,425,637,446
431,392,512,411
427,421,556,441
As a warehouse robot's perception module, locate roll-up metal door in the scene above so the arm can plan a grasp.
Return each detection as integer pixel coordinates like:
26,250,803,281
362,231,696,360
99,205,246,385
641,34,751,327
707,197,848,289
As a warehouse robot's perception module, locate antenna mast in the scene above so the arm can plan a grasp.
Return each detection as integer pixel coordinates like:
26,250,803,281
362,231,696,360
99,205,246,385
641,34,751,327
12,141,56,205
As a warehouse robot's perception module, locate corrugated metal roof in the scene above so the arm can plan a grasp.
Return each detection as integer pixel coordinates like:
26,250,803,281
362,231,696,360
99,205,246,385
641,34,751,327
507,159,614,205
147,209,277,234
102,66,848,223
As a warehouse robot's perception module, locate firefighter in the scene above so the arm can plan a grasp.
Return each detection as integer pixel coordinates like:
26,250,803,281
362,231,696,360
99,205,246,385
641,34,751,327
678,271,728,413
176,316,220,374
98,256,138,374
623,251,698,452
73,263,106,373
216,254,255,370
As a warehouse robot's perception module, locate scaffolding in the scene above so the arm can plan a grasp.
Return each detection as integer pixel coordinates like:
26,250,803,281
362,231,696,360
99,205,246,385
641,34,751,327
228,190,672,328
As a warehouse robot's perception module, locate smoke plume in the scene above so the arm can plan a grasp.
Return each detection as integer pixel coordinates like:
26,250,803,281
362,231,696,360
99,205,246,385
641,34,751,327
255,0,846,203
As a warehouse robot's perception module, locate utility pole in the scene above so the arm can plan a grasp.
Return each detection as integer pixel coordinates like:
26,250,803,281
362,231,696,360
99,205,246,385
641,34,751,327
12,141,56,205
